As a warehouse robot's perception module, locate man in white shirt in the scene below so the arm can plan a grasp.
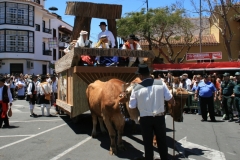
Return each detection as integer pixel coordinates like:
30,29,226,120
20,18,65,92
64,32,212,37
0,76,13,128
129,64,175,160
26,75,38,118
98,22,115,48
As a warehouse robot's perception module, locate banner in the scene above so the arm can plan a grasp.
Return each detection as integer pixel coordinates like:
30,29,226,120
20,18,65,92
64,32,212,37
186,52,222,61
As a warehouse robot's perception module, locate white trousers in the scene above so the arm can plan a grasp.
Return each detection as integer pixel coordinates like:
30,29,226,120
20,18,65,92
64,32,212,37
41,104,51,116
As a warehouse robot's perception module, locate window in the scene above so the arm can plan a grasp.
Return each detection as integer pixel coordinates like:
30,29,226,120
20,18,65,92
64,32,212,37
42,64,47,75
0,30,34,53
35,24,40,31
0,3,5,24
1,2,34,26
53,49,56,60
53,29,56,38
58,51,61,59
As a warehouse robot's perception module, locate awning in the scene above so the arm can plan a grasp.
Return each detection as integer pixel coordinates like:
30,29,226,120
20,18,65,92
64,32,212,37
58,25,72,34
153,62,240,71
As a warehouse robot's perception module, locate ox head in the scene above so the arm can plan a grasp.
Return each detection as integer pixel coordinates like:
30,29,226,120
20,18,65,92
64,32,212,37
118,78,142,124
168,88,189,122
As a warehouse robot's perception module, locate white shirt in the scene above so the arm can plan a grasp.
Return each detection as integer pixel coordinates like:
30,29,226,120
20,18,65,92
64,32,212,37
0,85,13,103
27,81,37,95
51,80,58,93
37,82,52,95
98,30,115,48
129,79,172,117
185,78,192,91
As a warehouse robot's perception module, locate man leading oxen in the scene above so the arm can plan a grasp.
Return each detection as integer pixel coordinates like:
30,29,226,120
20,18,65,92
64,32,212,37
128,64,176,160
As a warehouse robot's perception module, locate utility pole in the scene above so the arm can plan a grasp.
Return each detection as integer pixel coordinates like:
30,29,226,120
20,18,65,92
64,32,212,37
146,0,148,11
146,0,151,50
199,0,202,63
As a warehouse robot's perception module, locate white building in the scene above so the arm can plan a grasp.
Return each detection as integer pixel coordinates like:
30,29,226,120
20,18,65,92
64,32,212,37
0,0,72,75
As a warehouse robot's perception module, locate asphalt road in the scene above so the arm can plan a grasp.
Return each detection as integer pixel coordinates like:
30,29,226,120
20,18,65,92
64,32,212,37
0,100,239,160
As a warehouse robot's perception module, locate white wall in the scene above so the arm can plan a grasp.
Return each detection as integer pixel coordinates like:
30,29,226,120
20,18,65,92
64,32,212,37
0,0,72,74
0,59,50,75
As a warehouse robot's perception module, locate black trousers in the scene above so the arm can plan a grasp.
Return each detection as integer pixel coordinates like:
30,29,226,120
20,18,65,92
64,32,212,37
0,115,9,128
140,116,168,160
222,96,233,119
199,96,215,121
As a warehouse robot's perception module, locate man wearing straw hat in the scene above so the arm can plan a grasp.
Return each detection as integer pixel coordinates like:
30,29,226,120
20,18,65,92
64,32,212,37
129,64,175,160
0,76,13,128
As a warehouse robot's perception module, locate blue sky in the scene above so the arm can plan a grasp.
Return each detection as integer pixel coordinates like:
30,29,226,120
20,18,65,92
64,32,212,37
45,0,201,42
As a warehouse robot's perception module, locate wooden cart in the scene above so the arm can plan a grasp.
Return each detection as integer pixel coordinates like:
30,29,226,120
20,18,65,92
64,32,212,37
55,48,154,118
54,2,155,119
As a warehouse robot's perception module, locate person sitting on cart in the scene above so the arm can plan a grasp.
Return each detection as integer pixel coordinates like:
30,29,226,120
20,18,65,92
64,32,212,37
95,35,117,66
76,30,94,66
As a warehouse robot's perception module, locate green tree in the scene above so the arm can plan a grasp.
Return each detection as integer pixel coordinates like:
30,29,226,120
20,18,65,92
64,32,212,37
117,6,197,63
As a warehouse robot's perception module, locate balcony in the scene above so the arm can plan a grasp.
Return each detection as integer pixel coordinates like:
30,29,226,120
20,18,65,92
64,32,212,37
43,28,52,34
28,0,40,4
43,50,52,56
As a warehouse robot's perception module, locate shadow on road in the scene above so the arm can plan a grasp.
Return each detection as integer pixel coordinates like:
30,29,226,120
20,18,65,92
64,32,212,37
59,114,207,160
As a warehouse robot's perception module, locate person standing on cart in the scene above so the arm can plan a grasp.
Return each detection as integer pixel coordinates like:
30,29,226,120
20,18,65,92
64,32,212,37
233,72,240,123
219,73,235,122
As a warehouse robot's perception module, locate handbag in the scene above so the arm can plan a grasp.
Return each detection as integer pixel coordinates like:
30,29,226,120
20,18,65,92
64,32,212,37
40,84,51,101
7,107,12,118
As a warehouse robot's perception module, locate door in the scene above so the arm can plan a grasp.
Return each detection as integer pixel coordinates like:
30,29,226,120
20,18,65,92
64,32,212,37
10,63,23,74
42,64,47,75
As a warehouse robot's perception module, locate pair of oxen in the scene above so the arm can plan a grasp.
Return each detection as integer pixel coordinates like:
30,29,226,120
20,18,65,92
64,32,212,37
86,78,188,155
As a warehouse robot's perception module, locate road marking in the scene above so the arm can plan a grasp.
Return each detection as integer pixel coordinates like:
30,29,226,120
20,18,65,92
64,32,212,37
12,105,24,107
175,137,226,160
10,119,62,123
50,136,92,160
227,152,236,156
0,123,66,150
11,109,26,113
0,135,34,138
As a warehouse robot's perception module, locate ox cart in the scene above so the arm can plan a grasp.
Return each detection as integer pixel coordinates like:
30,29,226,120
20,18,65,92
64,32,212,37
54,2,155,119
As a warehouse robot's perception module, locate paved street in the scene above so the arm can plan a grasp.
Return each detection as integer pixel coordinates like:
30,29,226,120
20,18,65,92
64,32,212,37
0,100,240,160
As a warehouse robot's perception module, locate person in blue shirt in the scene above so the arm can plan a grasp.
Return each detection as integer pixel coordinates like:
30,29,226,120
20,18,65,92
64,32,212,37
194,74,217,122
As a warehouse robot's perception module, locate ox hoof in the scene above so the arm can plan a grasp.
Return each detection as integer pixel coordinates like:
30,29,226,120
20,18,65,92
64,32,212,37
91,133,97,138
109,147,117,155
118,144,126,151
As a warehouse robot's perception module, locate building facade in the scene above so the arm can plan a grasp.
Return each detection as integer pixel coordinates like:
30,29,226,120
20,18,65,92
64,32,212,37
0,0,72,75
139,7,240,64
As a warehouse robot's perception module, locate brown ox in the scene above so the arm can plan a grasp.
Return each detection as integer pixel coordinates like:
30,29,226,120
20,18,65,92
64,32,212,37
86,78,138,155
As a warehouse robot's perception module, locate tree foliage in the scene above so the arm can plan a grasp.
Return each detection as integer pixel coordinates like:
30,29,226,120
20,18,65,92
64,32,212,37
117,5,196,63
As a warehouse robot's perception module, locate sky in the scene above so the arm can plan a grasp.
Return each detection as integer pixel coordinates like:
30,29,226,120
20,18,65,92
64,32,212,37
45,0,201,42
